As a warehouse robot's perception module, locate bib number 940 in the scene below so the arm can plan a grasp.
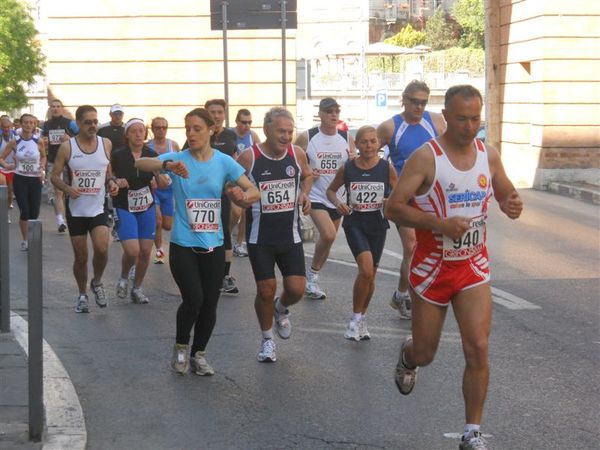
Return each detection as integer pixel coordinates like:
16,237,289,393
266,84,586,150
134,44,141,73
442,216,486,261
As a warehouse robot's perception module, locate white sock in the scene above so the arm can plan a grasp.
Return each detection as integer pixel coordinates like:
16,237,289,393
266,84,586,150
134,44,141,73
463,424,480,438
275,297,287,313
56,214,65,225
262,329,274,340
351,312,362,323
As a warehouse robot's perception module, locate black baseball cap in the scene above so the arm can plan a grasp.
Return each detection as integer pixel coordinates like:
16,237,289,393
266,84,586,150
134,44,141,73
319,98,340,111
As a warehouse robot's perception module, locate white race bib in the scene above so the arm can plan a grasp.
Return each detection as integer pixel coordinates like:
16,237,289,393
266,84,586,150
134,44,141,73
442,215,486,261
17,159,40,176
259,179,296,214
315,152,342,175
72,169,105,195
48,129,64,145
185,199,221,232
127,186,153,212
349,182,384,212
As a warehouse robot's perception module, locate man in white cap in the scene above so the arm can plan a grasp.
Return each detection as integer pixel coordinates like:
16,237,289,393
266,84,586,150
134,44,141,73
98,104,126,149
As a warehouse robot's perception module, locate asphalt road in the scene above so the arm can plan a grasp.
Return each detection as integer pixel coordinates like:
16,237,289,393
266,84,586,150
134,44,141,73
7,189,599,449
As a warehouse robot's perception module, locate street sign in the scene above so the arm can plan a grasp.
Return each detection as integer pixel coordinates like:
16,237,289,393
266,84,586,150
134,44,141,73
210,0,297,30
376,91,388,107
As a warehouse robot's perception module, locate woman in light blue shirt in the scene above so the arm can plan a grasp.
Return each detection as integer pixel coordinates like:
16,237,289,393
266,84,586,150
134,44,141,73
136,108,258,376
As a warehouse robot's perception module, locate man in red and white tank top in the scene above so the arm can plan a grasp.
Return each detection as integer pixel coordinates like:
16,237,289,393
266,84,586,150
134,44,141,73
384,85,523,450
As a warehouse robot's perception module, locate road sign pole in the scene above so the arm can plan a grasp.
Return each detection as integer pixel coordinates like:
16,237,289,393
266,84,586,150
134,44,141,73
281,0,287,107
221,1,230,126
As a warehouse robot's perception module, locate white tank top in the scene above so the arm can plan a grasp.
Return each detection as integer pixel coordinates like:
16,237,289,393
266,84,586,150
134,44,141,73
67,136,109,217
305,127,349,208
411,138,493,261
0,134,15,170
14,136,42,177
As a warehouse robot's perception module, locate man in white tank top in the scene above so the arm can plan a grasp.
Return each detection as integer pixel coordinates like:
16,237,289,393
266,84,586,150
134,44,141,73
384,85,523,450
51,105,119,314
295,98,356,299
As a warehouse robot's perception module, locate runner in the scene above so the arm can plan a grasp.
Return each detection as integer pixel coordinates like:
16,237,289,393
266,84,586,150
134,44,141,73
42,99,78,233
384,85,523,450
51,105,118,313
236,107,313,363
295,97,355,299
135,107,259,375
230,108,261,257
111,118,169,304
326,125,396,340
378,80,446,319
0,116,17,212
147,117,180,264
205,99,240,294
0,114,46,250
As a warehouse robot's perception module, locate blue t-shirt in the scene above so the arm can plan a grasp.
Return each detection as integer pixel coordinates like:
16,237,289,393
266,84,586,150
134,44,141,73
158,149,244,249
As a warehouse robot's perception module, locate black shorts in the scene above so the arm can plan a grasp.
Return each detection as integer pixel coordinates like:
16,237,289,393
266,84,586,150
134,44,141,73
67,211,110,237
343,225,387,266
311,202,342,222
247,242,306,281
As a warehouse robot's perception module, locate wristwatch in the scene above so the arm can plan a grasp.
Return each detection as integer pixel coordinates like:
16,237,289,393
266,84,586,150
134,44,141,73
162,159,173,171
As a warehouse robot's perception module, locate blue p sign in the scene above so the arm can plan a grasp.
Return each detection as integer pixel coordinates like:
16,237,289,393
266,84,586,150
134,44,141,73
376,91,387,107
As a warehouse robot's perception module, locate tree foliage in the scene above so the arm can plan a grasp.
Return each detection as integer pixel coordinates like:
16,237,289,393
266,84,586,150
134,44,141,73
424,7,458,51
384,24,426,48
453,0,485,49
0,0,45,111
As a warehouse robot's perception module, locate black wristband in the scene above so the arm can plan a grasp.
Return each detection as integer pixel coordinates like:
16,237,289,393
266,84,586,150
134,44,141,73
162,159,173,171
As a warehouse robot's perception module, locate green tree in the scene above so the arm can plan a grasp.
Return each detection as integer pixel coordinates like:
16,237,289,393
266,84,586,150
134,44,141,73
453,0,485,49
384,24,426,48
424,6,458,50
0,0,45,111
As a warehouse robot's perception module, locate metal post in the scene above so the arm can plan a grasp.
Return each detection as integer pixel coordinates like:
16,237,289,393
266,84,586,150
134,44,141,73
0,185,9,332
281,0,287,107
27,220,43,442
221,0,230,127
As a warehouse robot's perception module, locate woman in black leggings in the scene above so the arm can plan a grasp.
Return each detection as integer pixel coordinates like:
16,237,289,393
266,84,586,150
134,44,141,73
0,114,46,251
135,108,259,376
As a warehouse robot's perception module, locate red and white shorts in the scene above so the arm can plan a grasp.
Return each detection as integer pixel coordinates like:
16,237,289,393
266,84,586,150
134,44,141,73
409,245,490,306
0,170,14,183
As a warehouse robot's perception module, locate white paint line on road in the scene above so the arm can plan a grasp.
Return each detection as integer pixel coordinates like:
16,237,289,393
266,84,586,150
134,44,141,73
491,287,541,310
306,253,541,311
296,326,462,343
382,248,404,259
11,312,87,450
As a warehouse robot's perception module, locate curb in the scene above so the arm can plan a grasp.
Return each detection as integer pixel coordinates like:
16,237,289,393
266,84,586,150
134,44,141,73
547,182,600,205
10,312,87,450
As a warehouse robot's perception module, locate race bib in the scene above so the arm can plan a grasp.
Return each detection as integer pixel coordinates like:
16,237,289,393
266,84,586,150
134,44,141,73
442,215,486,261
17,159,40,176
72,169,105,195
127,186,153,212
259,179,296,214
48,129,64,145
185,199,221,232
349,182,384,212
315,152,342,175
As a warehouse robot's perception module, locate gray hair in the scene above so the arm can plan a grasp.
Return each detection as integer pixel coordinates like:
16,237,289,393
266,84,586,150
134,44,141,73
263,107,294,129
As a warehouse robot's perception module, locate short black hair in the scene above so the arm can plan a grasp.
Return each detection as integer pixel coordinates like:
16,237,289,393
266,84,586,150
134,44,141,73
75,105,97,121
444,85,483,109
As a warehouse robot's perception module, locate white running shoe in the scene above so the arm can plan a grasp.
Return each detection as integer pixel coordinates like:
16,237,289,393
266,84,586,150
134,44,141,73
171,344,189,374
273,297,291,339
90,280,107,308
305,270,326,299
128,265,136,283
344,320,360,341
459,431,489,450
358,318,371,341
390,290,412,319
75,294,90,313
116,279,128,299
233,242,248,257
131,287,149,304
190,351,215,376
257,338,277,362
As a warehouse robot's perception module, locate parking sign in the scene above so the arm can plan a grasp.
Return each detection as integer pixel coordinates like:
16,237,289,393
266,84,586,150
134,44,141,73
376,91,387,107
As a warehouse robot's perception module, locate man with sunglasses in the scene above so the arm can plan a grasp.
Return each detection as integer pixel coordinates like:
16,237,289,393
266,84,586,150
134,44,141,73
295,97,356,299
230,109,261,257
378,80,446,319
51,105,118,313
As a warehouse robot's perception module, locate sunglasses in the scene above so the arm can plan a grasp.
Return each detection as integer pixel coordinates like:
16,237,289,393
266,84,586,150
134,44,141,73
239,120,252,125
82,119,99,125
407,98,428,107
322,108,340,114
153,126,167,130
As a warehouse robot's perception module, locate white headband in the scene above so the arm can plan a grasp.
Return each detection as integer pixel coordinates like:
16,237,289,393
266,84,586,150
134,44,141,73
124,118,145,134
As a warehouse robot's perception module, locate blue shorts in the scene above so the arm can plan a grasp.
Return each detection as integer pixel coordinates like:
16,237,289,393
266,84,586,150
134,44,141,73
116,206,156,241
343,224,387,266
153,187,174,217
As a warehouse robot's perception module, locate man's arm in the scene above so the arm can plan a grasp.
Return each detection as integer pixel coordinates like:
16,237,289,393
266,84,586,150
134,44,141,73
250,130,261,145
0,141,16,170
347,133,357,159
384,147,469,241
294,130,308,151
51,141,79,198
488,145,523,219
431,111,447,136
377,118,394,148
295,146,313,215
